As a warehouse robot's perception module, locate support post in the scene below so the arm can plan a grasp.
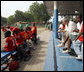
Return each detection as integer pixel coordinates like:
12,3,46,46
53,1,58,38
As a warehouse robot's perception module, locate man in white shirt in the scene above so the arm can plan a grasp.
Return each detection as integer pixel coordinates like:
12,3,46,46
57,18,76,53
58,21,66,43
72,15,83,60
58,22,63,40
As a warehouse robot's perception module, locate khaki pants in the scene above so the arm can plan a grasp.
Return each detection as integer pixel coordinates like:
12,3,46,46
62,32,66,42
64,32,71,50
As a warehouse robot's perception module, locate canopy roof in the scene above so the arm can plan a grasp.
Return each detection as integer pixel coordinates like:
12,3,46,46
43,1,83,16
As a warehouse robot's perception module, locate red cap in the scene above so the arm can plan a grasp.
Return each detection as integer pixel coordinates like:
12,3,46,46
1,26,4,28
11,28,20,32
10,27,15,31
6,25,10,28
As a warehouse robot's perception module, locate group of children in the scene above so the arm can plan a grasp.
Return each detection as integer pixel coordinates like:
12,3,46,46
1,23,37,61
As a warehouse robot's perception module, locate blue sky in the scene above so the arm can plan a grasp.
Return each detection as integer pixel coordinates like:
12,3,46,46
1,1,43,18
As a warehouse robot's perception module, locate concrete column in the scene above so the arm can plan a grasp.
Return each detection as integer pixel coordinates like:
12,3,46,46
53,1,58,38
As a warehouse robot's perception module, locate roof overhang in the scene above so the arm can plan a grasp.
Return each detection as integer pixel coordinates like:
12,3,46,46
43,1,83,16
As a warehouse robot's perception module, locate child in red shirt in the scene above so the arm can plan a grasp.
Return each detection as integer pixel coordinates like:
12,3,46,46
1,31,17,52
12,28,28,61
12,28,24,46
21,31,28,48
1,26,7,39
1,26,7,32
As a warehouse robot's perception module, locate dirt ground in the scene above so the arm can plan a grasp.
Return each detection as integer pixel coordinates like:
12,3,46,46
17,30,50,71
1,27,51,71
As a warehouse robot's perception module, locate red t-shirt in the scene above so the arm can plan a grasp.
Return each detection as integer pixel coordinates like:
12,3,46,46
21,31,28,40
27,31,32,40
14,33,24,45
32,26,37,34
28,26,32,30
2,28,7,32
10,27,15,31
78,24,83,42
63,25,65,29
4,36,17,52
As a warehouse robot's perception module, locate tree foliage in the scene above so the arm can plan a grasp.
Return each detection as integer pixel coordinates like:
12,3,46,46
14,10,25,22
23,12,34,22
1,16,7,25
2,2,50,25
29,2,50,23
7,15,15,25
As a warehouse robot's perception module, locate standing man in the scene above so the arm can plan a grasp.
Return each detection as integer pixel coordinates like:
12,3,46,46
49,23,52,31
72,15,83,60
45,24,47,30
32,23,37,44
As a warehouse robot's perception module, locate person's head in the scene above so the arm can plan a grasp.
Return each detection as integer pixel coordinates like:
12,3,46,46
76,14,82,23
20,24,23,29
26,24,30,27
62,18,69,25
1,26,4,29
12,28,20,35
6,25,10,29
5,31,11,38
33,23,35,26
12,30,18,36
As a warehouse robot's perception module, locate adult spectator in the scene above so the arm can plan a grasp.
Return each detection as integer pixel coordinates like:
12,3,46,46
31,23,37,44
57,18,76,53
45,24,47,30
72,15,83,60
58,21,65,40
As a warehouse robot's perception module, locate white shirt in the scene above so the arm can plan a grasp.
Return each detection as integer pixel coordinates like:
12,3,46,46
77,22,81,30
69,21,83,36
77,21,83,30
65,21,77,33
59,24,63,29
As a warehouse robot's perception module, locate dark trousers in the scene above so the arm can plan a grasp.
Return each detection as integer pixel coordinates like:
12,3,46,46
23,40,27,48
33,33,37,44
16,44,28,59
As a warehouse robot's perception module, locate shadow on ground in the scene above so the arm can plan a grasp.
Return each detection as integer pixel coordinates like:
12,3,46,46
17,40,49,71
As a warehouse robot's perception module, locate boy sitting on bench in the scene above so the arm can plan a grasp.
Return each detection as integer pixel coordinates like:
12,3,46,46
1,31,17,52
12,28,28,61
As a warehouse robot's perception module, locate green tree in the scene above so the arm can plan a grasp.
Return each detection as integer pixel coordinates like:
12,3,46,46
1,16,7,25
39,3,50,23
14,10,25,22
23,12,34,22
7,15,15,25
29,2,50,23
29,2,40,22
